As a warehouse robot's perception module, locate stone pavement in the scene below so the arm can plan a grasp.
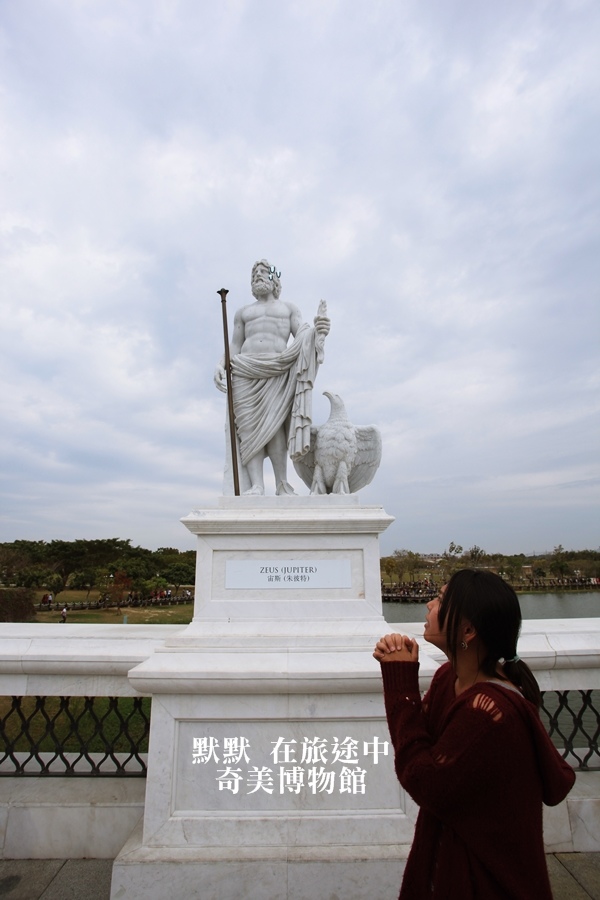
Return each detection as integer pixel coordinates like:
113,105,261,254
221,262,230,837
0,859,113,899
548,854,600,899
0,854,598,899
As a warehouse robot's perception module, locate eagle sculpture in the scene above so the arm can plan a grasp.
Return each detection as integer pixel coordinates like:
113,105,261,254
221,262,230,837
292,391,382,494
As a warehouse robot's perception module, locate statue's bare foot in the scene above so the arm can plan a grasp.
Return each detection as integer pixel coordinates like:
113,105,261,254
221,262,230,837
276,481,297,496
243,484,264,496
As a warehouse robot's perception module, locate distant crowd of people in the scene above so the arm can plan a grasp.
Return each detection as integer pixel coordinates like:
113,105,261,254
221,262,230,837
382,580,439,602
39,594,68,622
521,576,599,589
382,575,599,602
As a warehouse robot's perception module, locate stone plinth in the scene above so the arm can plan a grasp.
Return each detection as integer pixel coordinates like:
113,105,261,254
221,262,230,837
110,498,420,900
179,495,393,636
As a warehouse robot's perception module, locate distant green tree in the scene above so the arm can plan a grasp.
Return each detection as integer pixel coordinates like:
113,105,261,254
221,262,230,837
380,557,397,585
440,542,463,579
162,563,195,594
45,539,133,590
16,567,47,589
405,551,424,580
144,576,169,597
45,573,65,599
389,550,426,583
111,557,155,593
69,571,93,591
105,571,133,612
468,545,487,566
94,568,112,597
11,540,48,565
549,545,570,578
0,544,33,585
392,550,409,584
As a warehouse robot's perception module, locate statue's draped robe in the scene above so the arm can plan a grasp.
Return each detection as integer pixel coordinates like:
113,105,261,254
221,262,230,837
224,324,323,491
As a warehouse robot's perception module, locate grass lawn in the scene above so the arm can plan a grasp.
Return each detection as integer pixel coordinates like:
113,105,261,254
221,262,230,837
36,606,194,625
33,589,194,626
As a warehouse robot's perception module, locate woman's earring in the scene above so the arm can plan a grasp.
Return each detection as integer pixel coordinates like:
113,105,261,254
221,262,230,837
460,640,468,651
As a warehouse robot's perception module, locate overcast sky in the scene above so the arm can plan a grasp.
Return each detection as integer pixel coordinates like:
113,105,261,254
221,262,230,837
1,0,598,557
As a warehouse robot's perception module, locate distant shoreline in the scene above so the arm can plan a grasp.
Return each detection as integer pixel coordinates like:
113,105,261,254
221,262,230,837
382,584,600,603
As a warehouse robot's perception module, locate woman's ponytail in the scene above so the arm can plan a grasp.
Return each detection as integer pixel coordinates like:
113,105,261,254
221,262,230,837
504,658,542,708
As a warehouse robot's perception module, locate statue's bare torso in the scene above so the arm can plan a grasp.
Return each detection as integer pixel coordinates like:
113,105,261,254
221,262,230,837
233,297,303,357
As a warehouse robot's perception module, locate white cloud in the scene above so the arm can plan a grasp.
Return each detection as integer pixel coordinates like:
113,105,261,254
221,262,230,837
0,0,598,555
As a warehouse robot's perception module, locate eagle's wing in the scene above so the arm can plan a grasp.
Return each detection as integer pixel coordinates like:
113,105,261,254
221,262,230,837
292,427,318,488
348,426,382,492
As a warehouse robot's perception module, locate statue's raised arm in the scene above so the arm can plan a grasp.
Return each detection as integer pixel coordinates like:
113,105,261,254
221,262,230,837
216,259,330,496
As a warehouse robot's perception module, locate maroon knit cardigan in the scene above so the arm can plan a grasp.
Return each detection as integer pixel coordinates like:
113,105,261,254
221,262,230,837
381,660,575,899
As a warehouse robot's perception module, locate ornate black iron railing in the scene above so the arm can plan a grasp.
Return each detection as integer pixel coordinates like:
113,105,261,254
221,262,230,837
0,691,598,775
0,696,150,776
540,690,599,770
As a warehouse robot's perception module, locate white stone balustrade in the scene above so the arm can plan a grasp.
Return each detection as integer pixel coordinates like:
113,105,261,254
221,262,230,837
0,619,598,862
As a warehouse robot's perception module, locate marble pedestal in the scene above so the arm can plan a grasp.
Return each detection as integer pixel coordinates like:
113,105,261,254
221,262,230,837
111,497,419,900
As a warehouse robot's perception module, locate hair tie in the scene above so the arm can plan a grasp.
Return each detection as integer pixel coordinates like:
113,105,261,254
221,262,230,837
504,655,520,664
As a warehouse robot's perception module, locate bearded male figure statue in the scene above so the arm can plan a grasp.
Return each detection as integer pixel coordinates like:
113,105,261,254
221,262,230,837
214,260,330,496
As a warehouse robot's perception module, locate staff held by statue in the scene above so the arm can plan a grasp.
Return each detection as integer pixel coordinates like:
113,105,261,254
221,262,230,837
217,288,240,496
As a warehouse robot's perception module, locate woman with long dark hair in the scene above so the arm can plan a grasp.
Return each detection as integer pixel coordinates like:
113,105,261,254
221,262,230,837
374,569,574,899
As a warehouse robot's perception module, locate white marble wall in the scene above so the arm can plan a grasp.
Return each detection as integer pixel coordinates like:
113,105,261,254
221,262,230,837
0,778,145,859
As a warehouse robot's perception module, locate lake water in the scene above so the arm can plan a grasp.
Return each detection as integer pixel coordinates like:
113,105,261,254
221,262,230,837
383,591,600,624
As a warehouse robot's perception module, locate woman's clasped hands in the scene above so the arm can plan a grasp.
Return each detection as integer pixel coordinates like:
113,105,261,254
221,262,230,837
373,633,419,663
